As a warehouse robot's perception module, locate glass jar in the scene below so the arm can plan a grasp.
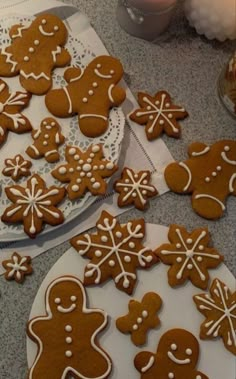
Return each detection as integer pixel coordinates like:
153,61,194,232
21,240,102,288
218,52,236,118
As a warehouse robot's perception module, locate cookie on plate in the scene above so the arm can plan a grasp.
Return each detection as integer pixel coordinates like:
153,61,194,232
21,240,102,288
2,154,32,181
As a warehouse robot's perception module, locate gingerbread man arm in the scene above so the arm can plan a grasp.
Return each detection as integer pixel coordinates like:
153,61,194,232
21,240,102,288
188,142,210,157
9,23,29,40
53,47,71,68
109,84,126,106
134,351,156,374
55,131,65,145
64,67,83,83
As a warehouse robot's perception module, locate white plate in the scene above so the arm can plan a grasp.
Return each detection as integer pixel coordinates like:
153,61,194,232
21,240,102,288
27,223,236,378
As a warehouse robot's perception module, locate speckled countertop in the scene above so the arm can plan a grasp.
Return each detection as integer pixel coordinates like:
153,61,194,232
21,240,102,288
0,0,235,378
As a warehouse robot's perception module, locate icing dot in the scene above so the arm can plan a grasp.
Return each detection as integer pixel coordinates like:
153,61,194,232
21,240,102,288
101,236,108,242
171,344,177,351
133,324,138,330
99,165,105,170
125,179,129,184
129,242,135,248
199,245,204,251
46,125,51,130
92,145,100,153
186,348,192,355
124,187,129,192
42,19,47,24
217,166,222,171
176,257,182,263
83,97,88,103
69,168,74,173
116,231,122,238
29,47,34,53
66,337,72,344
93,82,98,88
80,172,85,177
168,373,174,379
88,90,94,95
110,70,115,74
72,185,79,192
51,122,56,126
134,174,139,179
187,238,192,244
43,122,48,127
147,106,152,110
106,162,114,170
76,166,81,171
87,173,92,178
90,178,96,183
187,264,193,270
109,260,115,267
97,63,102,68
44,134,49,138
197,256,203,262
95,250,102,257
159,119,164,125
59,167,67,174
205,177,211,183
74,155,80,160
65,325,72,332
176,243,181,249
137,317,142,324
132,192,137,198
90,153,95,158
165,102,170,107
196,376,202,379
168,113,173,119
224,146,230,151
69,148,76,155
212,172,217,177
142,310,148,318
93,165,98,170
24,56,29,61
54,297,61,304
34,40,39,45
79,160,84,165
155,101,160,105
149,115,154,120
142,190,147,195
124,255,131,263
65,350,72,358
71,296,77,302
143,180,148,185
82,163,92,172
54,25,59,31
87,158,92,163
92,182,101,189
43,141,48,146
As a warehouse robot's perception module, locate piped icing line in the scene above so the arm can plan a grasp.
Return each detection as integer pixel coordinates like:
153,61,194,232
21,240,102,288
108,84,115,103
57,304,76,314
20,70,50,81
191,146,210,157
68,69,84,83
38,25,55,37
141,356,155,373
221,151,236,165
79,114,107,121
28,276,112,379
0,82,6,93
94,69,112,79
2,112,26,129
51,46,62,63
11,25,28,39
1,47,17,72
179,162,192,191
229,173,236,192
167,351,190,365
63,87,73,114
194,194,226,210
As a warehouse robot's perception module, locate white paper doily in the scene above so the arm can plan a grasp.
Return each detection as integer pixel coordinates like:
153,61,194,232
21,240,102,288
0,15,125,240
27,223,235,379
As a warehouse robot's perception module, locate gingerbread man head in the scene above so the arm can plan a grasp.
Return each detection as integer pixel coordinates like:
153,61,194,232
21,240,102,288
29,14,68,45
86,55,124,83
135,329,209,379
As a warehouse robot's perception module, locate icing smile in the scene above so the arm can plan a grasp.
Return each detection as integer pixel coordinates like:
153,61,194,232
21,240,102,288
94,68,113,79
57,304,76,313
167,351,191,365
39,25,55,36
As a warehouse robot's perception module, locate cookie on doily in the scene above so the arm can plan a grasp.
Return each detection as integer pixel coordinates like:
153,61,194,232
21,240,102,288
194,278,236,356
134,328,209,379
1,174,65,238
116,292,162,346
155,224,223,289
129,91,188,140
114,167,158,210
2,252,32,283
27,276,112,378
164,140,236,219
70,210,158,295
2,154,32,181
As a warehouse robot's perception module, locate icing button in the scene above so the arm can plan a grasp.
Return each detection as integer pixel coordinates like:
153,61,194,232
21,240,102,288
168,373,175,379
88,90,94,96
65,350,72,358
24,56,29,62
205,177,211,183
29,47,34,53
212,172,217,177
133,324,138,330
92,82,98,88
65,325,72,332
34,40,40,45
54,25,59,31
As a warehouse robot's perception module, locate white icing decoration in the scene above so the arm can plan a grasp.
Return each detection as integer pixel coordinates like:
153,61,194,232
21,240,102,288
229,173,236,192
194,194,226,210
51,46,62,63
133,324,138,330
5,254,28,279
66,337,72,344
93,82,98,88
34,40,39,45
82,97,88,103
142,310,148,318
80,114,107,121
39,25,56,36
1,47,17,72
191,146,210,157
221,150,236,165
141,356,155,373
186,348,192,355
167,351,191,365
94,68,112,79
168,373,174,379
63,87,73,114
20,70,50,81
92,182,101,189
28,277,112,379
171,344,177,350
11,25,28,39
65,350,72,357
108,84,115,103
57,304,76,313
72,185,79,192
59,167,67,174
54,298,61,304
24,56,29,62
179,162,192,191
160,228,221,281
115,169,156,206
3,155,30,178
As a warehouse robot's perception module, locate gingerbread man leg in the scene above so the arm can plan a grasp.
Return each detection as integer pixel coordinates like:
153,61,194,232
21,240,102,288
192,190,226,220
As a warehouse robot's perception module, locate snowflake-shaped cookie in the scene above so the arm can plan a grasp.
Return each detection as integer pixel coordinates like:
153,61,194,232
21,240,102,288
116,292,162,346
1,174,65,238
51,144,118,200
155,225,224,289
2,154,32,181
70,211,158,295
2,252,32,283
194,278,236,356
114,167,158,210
129,91,188,140
0,78,32,147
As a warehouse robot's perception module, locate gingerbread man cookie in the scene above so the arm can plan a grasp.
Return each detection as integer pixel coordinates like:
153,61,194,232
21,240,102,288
114,167,158,210
1,174,65,238
155,225,223,290
27,276,112,379
134,329,209,379
26,118,65,163
194,278,236,356
164,140,236,219
129,91,188,140
116,292,162,346
2,252,32,283
2,154,32,181
0,14,71,94
45,55,126,137
0,79,32,147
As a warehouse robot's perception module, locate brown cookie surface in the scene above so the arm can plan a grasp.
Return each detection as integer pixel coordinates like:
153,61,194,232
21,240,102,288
130,91,188,140
2,252,32,283
2,154,32,181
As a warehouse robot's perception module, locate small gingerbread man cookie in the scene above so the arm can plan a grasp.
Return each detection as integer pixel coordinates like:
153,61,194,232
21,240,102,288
26,117,65,163
0,14,71,94
2,154,32,181
45,55,126,137
134,329,209,379
116,292,162,346
27,276,112,379
130,91,188,140
164,140,236,219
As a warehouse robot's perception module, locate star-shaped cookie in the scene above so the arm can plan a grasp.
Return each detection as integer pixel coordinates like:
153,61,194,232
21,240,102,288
2,252,32,283
130,91,188,140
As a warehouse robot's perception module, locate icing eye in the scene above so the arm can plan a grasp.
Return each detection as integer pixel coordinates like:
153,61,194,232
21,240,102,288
54,26,59,31
97,63,102,68
110,70,115,74
70,296,77,302
54,297,61,304
171,343,177,351
186,348,192,355
42,19,47,25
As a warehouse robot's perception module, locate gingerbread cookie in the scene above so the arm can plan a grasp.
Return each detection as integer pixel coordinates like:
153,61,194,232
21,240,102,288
194,278,236,356
45,55,126,137
27,276,112,378
70,210,158,295
26,117,65,163
1,174,65,238
2,252,32,283
0,79,32,146
2,154,32,181
134,328,209,379
129,91,188,140
114,167,158,210
164,140,236,219
51,144,118,200
116,292,162,346
0,14,71,94
155,225,223,290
